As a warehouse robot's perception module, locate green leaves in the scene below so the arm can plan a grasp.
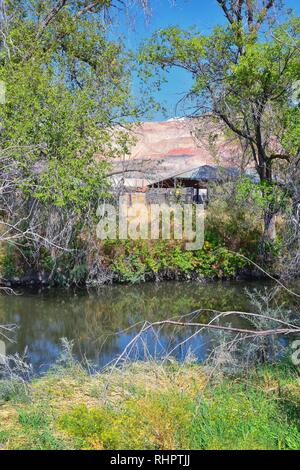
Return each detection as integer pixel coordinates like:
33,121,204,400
140,11,300,187
139,26,206,78
0,1,137,211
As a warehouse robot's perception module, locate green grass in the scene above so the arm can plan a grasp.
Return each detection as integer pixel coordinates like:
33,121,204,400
0,361,299,450
193,381,300,450
0,430,10,447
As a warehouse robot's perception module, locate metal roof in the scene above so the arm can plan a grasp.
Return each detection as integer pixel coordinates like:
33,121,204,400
108,159,260,189
175,165,260,183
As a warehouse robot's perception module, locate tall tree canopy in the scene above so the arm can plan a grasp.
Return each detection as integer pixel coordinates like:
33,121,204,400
0,0,152,272
141,0,299,184
0,0,149,210
140,0,300,238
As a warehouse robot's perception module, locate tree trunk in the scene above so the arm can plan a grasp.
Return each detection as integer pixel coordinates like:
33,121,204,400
263,208,276,241
258,159,277,253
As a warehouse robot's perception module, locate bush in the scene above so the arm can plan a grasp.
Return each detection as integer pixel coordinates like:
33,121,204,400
205,182,263,253
103,239,249,283
60,391,197,450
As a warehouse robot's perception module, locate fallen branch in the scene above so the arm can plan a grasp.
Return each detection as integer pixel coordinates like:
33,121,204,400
101,307,300,401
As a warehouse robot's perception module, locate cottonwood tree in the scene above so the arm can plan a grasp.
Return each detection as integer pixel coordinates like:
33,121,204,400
0,1,150,284
140,0,300,241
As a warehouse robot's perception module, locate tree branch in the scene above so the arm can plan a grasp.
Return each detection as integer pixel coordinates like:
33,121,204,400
74,1,106,19
268,153,291,163
246,0,254,27
254,0,275,33
217,0,235,24
216,110,255,143
36,0,68,40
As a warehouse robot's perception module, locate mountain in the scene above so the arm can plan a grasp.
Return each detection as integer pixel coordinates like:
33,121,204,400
127,119,244,169
105,118,255,188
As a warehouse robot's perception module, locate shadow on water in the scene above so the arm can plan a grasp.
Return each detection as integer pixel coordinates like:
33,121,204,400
0,280,293,374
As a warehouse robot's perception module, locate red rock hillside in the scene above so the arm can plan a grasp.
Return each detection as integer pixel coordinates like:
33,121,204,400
127,118,245,169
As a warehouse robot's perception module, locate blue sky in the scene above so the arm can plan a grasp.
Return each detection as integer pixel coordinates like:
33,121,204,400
118,0,300,121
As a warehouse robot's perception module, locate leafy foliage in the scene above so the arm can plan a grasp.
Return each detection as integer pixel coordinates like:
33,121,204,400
140,13,300,184
0,1,138,210
103,239,249,283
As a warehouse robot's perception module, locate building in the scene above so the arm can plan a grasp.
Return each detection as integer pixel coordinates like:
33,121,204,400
108,157,259,206
106,119,259,206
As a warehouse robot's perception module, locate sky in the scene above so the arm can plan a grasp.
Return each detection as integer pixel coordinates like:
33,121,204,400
117,0,300,121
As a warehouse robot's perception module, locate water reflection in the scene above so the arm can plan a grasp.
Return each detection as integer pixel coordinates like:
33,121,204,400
0,281,276,373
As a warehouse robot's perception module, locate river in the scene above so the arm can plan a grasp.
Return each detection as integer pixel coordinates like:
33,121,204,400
0,280,294,373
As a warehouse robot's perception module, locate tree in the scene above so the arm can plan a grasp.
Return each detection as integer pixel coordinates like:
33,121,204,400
140,0,300,240
0,1,148,209
0,0,149,285
216,0,279,36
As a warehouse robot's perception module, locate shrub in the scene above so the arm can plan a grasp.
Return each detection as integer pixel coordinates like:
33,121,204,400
60,391,197,450
205,182,263,253
103,239,249,283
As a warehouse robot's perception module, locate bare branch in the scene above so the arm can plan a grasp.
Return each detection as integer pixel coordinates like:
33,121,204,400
74,0,105,19
254,0,275,33
217,0,235,24
36,0,68,40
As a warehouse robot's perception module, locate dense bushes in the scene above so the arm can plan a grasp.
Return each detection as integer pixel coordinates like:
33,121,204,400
1,179,288,286
205,182,263,252
0,238,250,285
103,239,249,283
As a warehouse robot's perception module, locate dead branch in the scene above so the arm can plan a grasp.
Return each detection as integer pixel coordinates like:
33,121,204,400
101,302,300,400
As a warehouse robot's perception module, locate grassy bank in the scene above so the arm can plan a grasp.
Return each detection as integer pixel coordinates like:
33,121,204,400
0,361,300,450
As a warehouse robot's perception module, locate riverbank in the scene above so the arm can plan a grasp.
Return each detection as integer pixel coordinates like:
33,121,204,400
0,239,263,287
0,360,299,450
